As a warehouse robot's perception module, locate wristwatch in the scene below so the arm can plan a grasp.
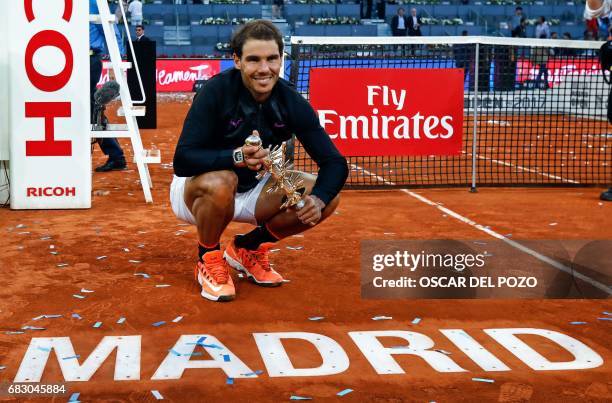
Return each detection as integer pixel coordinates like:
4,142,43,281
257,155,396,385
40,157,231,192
232,147,244,166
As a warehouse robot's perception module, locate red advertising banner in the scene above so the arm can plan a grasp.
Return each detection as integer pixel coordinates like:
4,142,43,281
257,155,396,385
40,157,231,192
516,58,600,88
99,59,221,92
309,68,464,157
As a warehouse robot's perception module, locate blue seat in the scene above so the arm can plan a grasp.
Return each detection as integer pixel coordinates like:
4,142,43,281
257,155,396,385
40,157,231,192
461,25,483,36
163,14,176,26
457,6,479,22
352,24,378,36
187,5,212,21
211,4,237,18
481,5,508,17
528,5,554,19
294,25,326,36
429,25,457,36
143,4,174,19
336,4,360,18
311,4,336,17
236,4,261,18
284,4,311,24
434,5,458,18
325,25,352,36
159,45,192,58
216,24,235,42
192,45,216,56
191,25,218,45
144,25,164,41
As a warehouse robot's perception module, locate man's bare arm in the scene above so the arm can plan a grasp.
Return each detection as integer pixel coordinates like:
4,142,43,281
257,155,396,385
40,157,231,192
587,0,603,9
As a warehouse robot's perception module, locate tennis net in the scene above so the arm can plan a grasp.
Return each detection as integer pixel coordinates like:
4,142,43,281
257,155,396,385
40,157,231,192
288,36,611,189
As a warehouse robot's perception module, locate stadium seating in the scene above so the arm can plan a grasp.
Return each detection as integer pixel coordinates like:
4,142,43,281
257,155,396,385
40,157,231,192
140,1,590,57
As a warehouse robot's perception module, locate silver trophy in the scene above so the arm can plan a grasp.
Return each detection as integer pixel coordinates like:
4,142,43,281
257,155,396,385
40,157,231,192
245,132,306,210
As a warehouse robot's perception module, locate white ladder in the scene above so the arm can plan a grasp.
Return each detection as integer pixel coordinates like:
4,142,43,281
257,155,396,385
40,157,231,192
90,0,159,203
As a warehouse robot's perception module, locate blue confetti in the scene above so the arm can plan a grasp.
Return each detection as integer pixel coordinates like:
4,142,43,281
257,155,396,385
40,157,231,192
37,346,50,352
68,392,80,402
242,370,263,376
597,317,612,321
92,322,102,328
603,311,612,316
570,322,587,325
201,343,223,350
411,317,422,325
169,349,181,356
152,321,166,327
226,377,234,385
117,317,126,324
472,377,495,383
337,388,353,396
290,396,312,401
72,313,82,320
223,354,231,362
62,355,80,360
151,390,163,400
308,316,325,321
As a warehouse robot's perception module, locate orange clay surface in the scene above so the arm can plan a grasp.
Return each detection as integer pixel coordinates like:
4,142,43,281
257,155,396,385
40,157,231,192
0,96,610,402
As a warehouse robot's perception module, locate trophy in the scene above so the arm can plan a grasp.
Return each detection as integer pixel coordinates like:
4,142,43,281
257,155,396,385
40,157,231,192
245,132,306,210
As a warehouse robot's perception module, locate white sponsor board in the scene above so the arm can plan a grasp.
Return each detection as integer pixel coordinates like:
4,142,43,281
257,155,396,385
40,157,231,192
465,74,609,118
8,0,90,209
0,2,9,161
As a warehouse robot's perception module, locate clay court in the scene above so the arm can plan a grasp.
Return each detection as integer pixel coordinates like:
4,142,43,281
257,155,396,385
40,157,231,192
0,96,611,402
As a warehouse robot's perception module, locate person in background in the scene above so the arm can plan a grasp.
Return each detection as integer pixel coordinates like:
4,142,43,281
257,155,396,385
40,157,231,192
134,24,150,42
391,7,408,36
453,30,473,87
407,7,423,36
376,0,386,20
90,0,128,172
511,16,527,38
532,34,551,90
128,0,143,26
511,6,524,31
585,0,612,201
535,16,550,38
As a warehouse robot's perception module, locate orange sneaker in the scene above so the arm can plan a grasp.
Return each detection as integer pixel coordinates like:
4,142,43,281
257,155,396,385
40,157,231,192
194,250,235,302
224,241,283,287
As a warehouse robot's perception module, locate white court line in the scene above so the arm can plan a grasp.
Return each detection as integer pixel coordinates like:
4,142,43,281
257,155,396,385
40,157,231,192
351,163,611,295
462,151,580,184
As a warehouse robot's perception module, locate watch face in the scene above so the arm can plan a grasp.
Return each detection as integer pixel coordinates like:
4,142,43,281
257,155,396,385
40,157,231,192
233,150,244,163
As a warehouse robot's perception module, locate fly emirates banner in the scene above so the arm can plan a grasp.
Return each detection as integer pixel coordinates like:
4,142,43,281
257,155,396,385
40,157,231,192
309,68,464,157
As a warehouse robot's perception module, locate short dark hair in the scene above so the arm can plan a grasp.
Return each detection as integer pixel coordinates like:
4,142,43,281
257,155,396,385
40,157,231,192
136,24,144,30
515,6,522,11
231,20,283,58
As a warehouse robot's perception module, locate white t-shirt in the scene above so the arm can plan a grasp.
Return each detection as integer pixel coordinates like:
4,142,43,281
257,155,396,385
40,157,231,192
397,16,405,30
128,0,143,18
584,0,612,19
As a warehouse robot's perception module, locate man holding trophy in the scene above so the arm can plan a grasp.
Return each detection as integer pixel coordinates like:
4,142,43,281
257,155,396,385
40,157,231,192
171,21,349,302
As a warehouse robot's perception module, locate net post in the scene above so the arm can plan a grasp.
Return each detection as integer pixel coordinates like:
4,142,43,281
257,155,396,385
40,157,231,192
470,42,480,193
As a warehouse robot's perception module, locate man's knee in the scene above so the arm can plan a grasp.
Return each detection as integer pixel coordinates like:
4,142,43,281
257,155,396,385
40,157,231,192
189,170,238,203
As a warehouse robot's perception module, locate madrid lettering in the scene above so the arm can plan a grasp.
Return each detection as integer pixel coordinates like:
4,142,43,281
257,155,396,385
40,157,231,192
13,328,603,382
318,85,454,140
